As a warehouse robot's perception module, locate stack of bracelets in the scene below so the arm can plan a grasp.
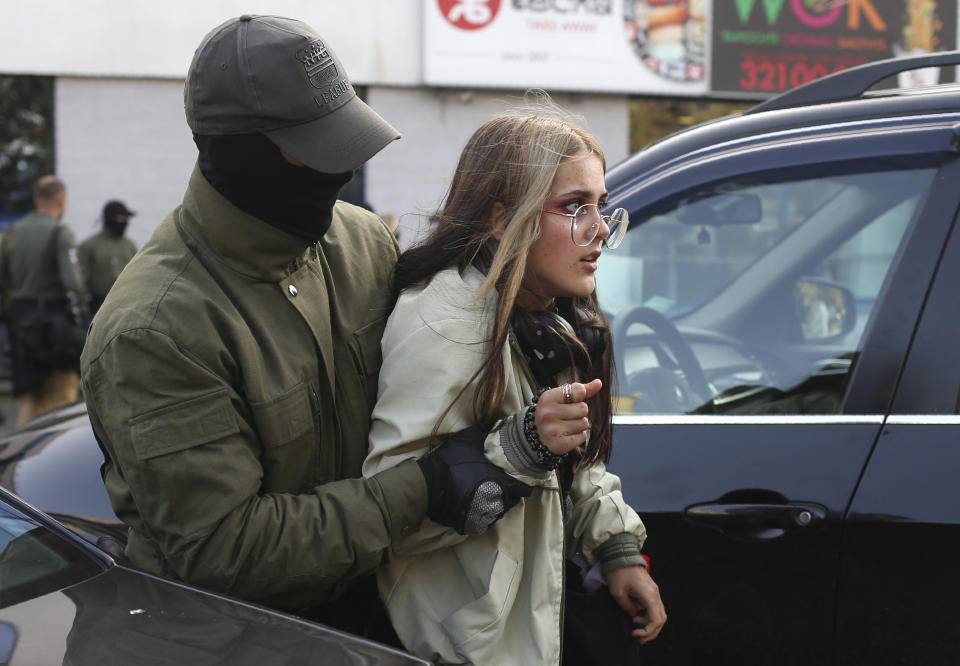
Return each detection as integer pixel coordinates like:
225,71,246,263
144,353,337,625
523,387,566,470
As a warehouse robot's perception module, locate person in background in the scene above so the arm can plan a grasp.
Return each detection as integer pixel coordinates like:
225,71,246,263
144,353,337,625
0,175,87,425
78,199,138,315
364,107,666,664
79,14,529,638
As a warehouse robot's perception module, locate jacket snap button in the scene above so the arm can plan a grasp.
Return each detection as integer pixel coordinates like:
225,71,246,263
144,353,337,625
288,284,298,297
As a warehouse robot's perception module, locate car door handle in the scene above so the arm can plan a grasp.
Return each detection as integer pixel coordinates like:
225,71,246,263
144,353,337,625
684,501,828,542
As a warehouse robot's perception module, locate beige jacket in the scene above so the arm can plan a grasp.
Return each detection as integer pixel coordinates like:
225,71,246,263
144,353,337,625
364,266,647,665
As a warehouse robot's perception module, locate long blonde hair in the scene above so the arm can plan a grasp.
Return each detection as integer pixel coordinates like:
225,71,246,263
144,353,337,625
393,102,614,465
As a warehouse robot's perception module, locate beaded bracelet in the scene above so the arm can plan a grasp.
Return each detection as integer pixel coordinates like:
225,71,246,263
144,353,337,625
523,387,565,470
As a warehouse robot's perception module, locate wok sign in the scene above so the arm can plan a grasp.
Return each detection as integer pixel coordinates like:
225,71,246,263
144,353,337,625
712,0,958,96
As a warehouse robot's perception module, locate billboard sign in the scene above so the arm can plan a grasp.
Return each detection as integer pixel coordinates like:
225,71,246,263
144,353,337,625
712,0,958,97
423,0,710,96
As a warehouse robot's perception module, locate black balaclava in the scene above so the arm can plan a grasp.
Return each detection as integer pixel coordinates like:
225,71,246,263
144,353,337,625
194,132,353,242
104,218,128,238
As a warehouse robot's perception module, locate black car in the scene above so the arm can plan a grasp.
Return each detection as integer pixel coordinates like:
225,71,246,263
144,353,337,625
0,481,427,665
2,51,960,665
0,402,122,543
599,51,960,665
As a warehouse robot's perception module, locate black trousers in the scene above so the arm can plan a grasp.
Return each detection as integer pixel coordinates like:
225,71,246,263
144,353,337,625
296,574,402,648
563,561,643,665
4,298,76,396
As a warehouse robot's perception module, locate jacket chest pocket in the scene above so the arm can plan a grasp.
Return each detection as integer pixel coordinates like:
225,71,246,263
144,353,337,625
329,318,387,475
344,317,386,409
249,383,319,493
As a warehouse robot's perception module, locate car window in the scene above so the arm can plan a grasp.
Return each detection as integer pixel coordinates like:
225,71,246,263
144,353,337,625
600,178,844,318
601,161,939,415
0,501,103,609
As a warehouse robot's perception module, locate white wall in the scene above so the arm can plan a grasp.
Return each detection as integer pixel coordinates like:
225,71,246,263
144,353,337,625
7,1,633,248
365,87,630,246
56,78,196,248
55,77,629,250
0,0,422,84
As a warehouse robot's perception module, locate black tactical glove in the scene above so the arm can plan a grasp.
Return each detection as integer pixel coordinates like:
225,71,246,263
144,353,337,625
417,425,533,535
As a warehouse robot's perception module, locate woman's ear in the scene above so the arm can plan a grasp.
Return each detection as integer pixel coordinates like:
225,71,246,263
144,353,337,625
489,202,507,240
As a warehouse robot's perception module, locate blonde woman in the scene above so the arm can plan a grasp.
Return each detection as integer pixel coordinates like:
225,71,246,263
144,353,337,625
364,107,666,664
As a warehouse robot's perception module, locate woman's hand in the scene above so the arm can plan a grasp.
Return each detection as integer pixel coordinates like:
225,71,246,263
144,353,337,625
534,379,602,455
606,564,667,643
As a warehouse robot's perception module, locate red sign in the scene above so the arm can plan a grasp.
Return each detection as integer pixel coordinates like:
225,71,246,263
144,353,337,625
437,0,502,30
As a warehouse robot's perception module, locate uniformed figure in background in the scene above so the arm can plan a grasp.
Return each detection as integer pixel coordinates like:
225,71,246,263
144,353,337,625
0,175,87,426
78,199,138,315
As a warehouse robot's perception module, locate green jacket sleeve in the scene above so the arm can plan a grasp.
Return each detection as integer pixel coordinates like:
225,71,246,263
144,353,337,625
82,327,426,611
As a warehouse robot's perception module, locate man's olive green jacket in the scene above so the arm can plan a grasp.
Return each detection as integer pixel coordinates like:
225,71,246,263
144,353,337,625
80,166,427,612
0,211,86,301
77,229,138,299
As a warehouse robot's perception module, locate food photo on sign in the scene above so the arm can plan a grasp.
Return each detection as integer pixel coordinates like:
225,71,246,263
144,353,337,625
894,0,949,86
623,0,707,82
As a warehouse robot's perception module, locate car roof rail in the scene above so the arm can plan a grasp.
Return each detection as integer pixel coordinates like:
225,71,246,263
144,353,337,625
746,50,960,114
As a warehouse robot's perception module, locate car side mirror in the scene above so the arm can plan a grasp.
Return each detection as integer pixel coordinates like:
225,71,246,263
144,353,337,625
794,278,856,342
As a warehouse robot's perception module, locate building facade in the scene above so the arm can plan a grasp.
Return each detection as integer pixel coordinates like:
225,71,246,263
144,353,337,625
0,1,630,246
2,0,955,245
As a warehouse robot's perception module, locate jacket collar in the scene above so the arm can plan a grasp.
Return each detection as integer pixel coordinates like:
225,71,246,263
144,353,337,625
22,211,57,225
177,163,311,281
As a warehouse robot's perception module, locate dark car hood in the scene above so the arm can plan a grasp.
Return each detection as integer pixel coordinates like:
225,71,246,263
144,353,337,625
0,403,123,539
0,563,426,664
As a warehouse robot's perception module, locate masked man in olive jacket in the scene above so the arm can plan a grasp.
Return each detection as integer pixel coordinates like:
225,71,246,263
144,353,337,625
80,15,530,637
77,199,138,315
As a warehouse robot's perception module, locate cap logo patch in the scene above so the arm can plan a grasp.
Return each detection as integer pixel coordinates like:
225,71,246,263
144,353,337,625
296,40,339,89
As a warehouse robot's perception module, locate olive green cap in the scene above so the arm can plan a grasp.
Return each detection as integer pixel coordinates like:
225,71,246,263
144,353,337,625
185,15,400,173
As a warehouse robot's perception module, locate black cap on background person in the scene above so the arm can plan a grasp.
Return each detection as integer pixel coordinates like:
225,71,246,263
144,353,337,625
184,15,400,240
102,200,135,237
103,200,135,221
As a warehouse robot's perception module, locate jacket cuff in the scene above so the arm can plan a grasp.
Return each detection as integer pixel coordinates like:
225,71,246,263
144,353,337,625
596,533,648,576
499,411,554,479
371,459,428,550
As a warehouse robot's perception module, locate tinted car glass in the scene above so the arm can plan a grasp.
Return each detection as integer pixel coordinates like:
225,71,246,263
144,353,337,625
0,500,104,608
599,159,938,416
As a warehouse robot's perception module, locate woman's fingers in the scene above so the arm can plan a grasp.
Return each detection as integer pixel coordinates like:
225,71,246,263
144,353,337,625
539,416,590,439
541,379,603,408
539,385,568,407
576,378,603,401
535,380,602,455
542,429,589,455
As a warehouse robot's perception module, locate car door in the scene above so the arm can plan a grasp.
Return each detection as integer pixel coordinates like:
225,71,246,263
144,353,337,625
835,149,960,666
601,120,960,665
